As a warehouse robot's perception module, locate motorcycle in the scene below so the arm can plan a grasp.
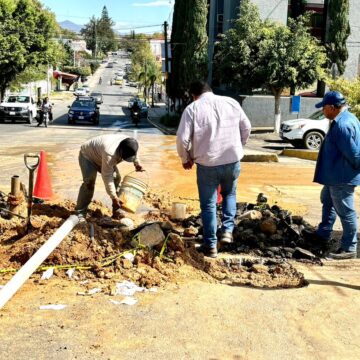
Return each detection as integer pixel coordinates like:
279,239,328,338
131,110,140,127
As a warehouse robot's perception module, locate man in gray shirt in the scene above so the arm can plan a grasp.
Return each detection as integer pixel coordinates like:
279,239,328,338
177,80,251,258
75,134,143,217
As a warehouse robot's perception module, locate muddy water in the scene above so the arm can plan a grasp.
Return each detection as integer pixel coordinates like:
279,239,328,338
0,131,324,224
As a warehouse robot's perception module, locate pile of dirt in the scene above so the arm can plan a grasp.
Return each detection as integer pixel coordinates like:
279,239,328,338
0,198,307,289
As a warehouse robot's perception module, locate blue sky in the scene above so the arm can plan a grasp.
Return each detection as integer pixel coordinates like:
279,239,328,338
41,0,174,33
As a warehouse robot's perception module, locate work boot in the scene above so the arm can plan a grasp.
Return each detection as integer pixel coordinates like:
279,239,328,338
302,228,329,244
327,248,357,260
196,244,218,258
219,231,233,244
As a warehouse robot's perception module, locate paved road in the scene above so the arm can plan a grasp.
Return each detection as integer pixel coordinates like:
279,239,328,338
0,56,162,203
0,56,162,135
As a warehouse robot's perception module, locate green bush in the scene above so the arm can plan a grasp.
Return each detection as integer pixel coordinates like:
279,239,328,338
160,113,181,127
327,77,360,118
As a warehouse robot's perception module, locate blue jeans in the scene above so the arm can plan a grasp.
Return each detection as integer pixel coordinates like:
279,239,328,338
196,161,241,249
317,185,358,252
76,152,121,212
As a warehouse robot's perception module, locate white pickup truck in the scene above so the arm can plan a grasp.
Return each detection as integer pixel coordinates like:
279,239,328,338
0,95,37,124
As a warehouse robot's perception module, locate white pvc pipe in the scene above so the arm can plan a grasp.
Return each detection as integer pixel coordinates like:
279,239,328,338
0,215,80,309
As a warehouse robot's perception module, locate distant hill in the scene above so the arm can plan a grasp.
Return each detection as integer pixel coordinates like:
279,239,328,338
59,20,83,33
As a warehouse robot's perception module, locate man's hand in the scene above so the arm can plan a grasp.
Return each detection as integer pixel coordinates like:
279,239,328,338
112,197,123,210
134,163,144,172
182,160,194,170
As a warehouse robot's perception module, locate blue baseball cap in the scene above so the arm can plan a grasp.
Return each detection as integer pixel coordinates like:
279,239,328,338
315,91,346,108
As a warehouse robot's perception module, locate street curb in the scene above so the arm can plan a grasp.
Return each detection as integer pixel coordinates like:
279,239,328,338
281,148,318,161
147,116,176,135
242,154,279,162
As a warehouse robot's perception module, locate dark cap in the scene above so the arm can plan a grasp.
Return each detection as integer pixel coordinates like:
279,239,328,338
315,91,346,108
118,138,138,162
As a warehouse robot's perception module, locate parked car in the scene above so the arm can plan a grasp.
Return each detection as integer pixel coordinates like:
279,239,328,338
280,110,329,150
139,101,149,118
90,92,103,105
114,77,123,85
106,63,114,68
74,88,87,96
82,85,90,94
0,95,37,124
68,99,100,125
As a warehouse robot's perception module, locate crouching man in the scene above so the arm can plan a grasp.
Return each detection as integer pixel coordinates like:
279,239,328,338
75,134,143,217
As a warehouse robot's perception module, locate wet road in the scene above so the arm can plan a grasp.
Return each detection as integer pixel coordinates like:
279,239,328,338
0,58,336,224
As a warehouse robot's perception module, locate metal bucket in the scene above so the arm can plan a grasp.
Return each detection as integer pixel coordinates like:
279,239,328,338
118,172,148,213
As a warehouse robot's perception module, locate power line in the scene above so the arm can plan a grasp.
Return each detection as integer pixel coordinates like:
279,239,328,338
114,24,163,31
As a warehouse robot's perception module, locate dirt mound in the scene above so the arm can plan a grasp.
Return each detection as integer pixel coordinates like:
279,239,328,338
0,200,307,289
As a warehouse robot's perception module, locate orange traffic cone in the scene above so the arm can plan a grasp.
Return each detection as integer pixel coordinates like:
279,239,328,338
217,185,222,204
33,150,54,200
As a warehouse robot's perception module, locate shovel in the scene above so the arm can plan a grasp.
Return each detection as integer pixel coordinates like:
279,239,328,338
24,153,40,232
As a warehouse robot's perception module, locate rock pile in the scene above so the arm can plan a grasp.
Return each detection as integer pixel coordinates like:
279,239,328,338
181,196,325,263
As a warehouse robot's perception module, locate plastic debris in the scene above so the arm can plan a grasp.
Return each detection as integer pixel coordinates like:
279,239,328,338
115,280,146,296
123,253,135,263
77,288,102,296
39,304,67,310
66,268,75,279
109,297,138,306
41,268,54,280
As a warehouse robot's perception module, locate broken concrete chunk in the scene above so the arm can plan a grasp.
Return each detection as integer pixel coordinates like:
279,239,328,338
292,247,316,260
168,233,185,252
260,219,277,235
238,210,262,221
183,226,198,237
119,218,134,229
134,223,165,248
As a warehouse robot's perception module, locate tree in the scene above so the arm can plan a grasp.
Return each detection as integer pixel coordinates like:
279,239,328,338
168,0,208,108
81,7,117,57
97,6,117,54
80,16,98,57
130,35,161,103
0,0,58,99
326,0,350,76
214,0,326,132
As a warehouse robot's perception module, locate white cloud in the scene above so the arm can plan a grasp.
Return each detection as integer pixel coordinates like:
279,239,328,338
132,1,173,7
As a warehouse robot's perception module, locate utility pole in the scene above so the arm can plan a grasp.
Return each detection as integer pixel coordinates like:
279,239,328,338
163,21,169,113
144,59,147,101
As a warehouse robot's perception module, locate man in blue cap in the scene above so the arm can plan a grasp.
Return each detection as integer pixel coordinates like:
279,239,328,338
304,91,360,259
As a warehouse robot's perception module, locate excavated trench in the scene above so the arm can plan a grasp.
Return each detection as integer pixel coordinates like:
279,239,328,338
0,194,324,290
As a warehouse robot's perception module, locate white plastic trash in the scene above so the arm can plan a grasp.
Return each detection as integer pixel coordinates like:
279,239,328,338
171,202,186,220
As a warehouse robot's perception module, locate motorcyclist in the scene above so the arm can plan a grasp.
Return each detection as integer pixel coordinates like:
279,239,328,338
37,97,53,127
131,100,141,125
